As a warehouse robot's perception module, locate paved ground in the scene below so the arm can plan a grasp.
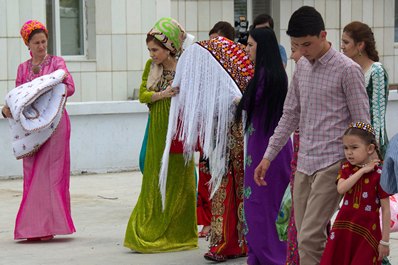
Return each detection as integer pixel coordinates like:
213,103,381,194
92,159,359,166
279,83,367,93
0,171,397,265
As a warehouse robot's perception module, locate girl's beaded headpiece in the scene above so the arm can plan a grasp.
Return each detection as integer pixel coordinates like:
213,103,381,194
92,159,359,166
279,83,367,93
348,121,375,136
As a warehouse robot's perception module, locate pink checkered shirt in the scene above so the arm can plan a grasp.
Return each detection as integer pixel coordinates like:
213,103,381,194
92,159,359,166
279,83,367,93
264,47,370,175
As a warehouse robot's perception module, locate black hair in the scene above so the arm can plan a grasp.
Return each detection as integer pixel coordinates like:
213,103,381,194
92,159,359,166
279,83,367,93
344,126,383,160
252,14,274,29
286,6,325,37
209,21,235,40
236,28,288,134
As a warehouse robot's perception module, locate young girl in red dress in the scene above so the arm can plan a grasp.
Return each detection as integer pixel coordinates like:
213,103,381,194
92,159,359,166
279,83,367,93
320,121,390,265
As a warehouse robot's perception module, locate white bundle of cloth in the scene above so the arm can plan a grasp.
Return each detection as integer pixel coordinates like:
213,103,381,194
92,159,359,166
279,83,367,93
159,37,253,208
5,69,67,159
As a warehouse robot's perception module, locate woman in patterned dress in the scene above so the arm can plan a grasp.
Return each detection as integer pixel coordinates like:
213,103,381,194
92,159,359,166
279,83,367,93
320,122,390,265
236,27,293,265
341,21,389,157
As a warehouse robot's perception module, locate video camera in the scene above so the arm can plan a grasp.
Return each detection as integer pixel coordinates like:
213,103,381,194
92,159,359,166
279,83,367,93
235,16,249,45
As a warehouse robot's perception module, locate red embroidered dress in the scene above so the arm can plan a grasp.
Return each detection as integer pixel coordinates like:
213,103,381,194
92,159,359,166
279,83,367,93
195,37,253,260
206,122,246,257
320,162,389,265
197,155,212,227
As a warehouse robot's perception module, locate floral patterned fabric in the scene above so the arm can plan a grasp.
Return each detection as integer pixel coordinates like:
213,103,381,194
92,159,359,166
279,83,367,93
207,122,247,257
5,70,67,159
320,162,390,265
197,37,253,91
364,62,389,157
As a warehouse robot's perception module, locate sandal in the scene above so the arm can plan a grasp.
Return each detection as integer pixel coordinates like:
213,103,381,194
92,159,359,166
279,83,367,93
204,252,227,262
198,226,211,238
198,231,210,238
227,253,247,259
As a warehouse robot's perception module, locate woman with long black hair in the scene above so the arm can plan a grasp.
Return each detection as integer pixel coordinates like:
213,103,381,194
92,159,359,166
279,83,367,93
236,27,293,265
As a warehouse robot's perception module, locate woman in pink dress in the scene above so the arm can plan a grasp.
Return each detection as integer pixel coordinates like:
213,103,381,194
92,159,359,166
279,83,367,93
2,20,75,241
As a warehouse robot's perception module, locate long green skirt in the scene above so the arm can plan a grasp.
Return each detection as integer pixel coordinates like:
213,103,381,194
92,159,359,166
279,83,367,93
124,99,197,253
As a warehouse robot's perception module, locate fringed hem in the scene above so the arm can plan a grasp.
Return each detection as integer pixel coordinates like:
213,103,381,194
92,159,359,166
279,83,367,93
159,43,242,208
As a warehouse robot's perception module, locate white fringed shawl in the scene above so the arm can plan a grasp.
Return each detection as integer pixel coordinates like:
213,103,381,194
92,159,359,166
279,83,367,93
5,69,67,159
159,37,253,208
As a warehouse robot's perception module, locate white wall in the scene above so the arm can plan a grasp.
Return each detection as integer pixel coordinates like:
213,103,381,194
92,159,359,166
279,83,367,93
0,101,148,178
1,1,397,178
280,0,397,84
1,94,397,179
0,0,236,103
387,91,398,138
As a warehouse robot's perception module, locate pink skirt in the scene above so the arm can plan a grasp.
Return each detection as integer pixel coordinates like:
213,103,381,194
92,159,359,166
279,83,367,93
14,111,75,239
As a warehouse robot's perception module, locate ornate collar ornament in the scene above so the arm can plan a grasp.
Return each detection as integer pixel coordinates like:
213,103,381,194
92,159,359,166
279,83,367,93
197,37,253,91
348,121,375,136
31,54,48,74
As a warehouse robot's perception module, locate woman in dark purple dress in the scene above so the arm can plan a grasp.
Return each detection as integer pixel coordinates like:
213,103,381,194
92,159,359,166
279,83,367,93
236,27,293,265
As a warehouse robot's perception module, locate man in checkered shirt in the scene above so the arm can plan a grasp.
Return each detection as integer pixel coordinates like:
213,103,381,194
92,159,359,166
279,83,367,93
254,6,370,265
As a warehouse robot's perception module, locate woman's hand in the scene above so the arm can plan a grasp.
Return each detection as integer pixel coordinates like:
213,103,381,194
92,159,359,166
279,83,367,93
162,85,179,98
151,86,179,102
1,105,12,119
254,158,271,186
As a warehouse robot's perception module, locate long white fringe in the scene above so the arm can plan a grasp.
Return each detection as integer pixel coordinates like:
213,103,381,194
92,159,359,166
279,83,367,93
159,43,242,209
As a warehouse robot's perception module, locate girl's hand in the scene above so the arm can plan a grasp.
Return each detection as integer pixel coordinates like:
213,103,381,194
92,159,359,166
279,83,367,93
360,159,380,174
378,244,389,261
1,105,13,119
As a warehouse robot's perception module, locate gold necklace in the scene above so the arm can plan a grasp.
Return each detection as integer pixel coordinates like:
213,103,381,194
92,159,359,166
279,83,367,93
32,54,47,74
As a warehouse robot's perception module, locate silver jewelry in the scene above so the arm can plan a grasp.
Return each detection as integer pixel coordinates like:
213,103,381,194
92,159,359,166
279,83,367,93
31,54,47,74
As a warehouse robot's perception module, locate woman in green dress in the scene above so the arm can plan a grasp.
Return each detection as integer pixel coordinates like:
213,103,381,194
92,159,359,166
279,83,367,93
341,21,389,157
124,17,197,253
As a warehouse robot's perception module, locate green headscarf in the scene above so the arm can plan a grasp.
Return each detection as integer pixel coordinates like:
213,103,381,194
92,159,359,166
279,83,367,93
148,17,186,55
